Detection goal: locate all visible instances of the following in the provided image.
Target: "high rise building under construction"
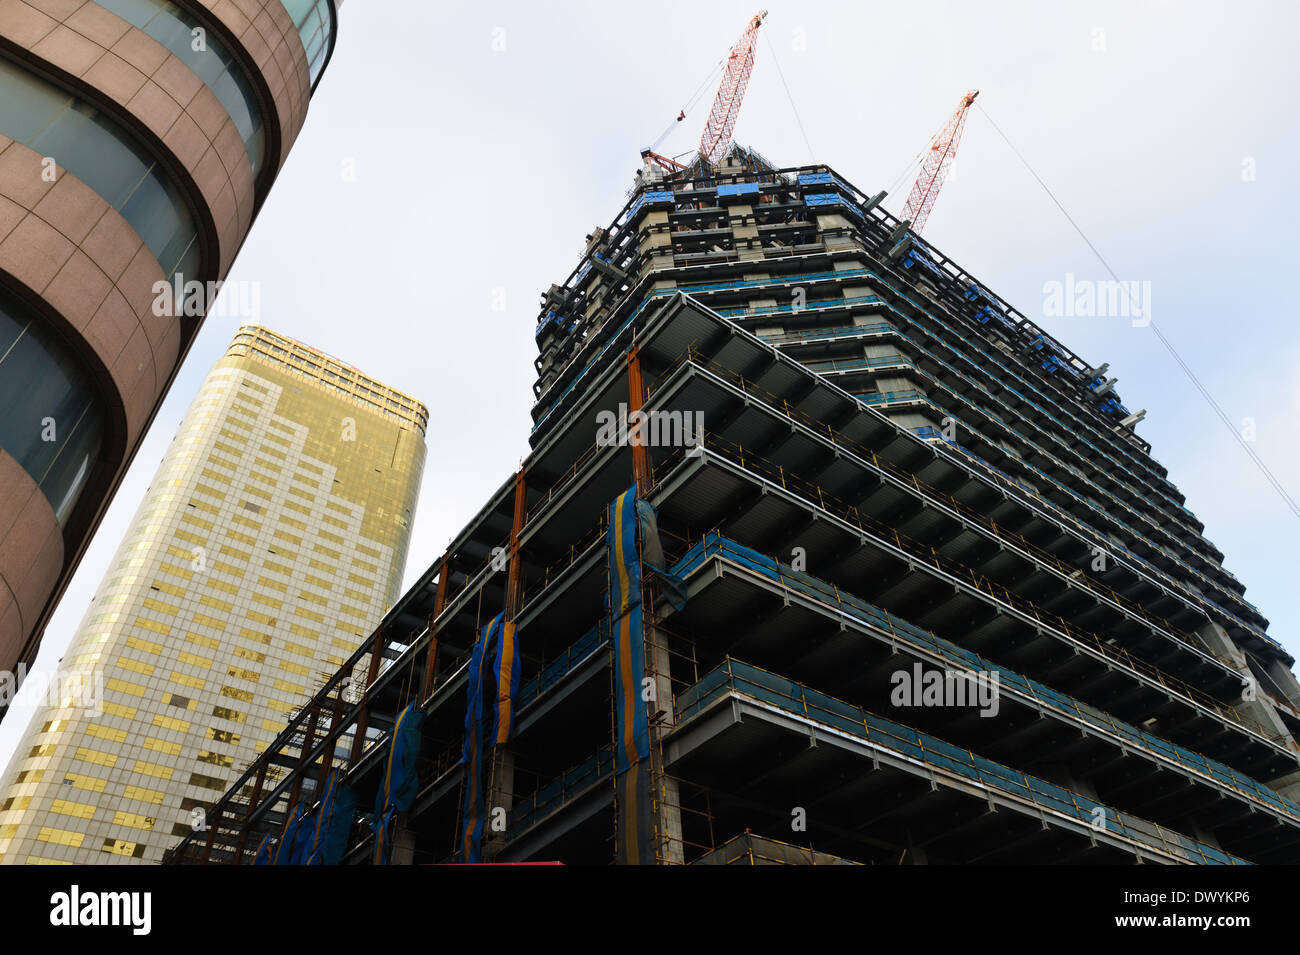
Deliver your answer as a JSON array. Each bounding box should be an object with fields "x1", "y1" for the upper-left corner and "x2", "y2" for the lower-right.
[{"x1": 169, "y1": 146, "x2": 1300, "y2": 866}]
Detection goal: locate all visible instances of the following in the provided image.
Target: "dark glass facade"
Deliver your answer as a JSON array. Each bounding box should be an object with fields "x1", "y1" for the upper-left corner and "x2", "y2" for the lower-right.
[
  {"x1": 0, "y1": 293, "x2": 103, "y2": 525},
  {"x1": 94, "y1": 0, "x2": 267, "y2": 175},
  {"x1": 280, "y1": 0, "x2": 334, "y2": 85},
  {"x1": 0, "y1": 57, "x2": 201, "y2": 280}
]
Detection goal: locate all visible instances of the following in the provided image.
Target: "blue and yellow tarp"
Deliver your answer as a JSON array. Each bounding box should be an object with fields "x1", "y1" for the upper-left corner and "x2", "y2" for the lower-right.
[
  {"x1": 272, "y1": 803, "x2": 305, "y2": 865},
  {"x1": 252, "y1": 832, "x2": 275, "y2": 866},
  {"x1": 608, "y1": 486, "x2": 654, "y2": 864},
  {"x1": 369, "y1": 702, "x2": 424, "y2": 864},
  {"x1": 491, "y1": 616, "x2": 520, "y2": 746},
  {"x1": 459, "y1": 610, "x2": 524, "y2": 862},
  {"x1": 635, "y1": 497, "x2": 687, "y2": 612},
  {"x1": 459, "y1": 613, "x2": 496, "y2": 863},
  {"x1": 609, "y1": 487, "x2": 650, "y2": 773},
  {"x1": 307, "y1": 769, "x2": 358, "y2": 866}
]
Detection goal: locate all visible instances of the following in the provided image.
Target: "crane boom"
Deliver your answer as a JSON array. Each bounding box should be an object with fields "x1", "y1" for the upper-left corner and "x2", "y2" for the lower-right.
[
  {"x1": 698, "y1": 10, "x2": 767, "y2": 165},
  {"x1": 903, "y1": 89, "x2": 979, "y2": 235}
]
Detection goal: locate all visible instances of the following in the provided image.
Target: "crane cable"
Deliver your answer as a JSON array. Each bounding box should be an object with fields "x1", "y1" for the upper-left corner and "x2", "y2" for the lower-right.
[
  {"x1": 650, "y1": 59, "x2": 725, "y2": 154},
  {"x1": 763, "y1": 27, "x2": 815, "y2": 163},
  {"x1": 975, "y1": 101, "x2": 1300, "y2": 524},
  {"x1": 886, "y1": 150, "x2": 924, "y2": 204}
]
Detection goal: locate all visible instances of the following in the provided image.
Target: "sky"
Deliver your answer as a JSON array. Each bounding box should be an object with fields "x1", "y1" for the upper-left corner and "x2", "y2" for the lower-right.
[{"x1": 2, "y1": 0, "x2": 1298, "y2": 769}]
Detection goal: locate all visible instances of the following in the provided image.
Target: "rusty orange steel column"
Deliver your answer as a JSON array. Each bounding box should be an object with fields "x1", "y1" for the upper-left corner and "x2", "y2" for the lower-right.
[
  {"x1": 232, "y1": 761, "x2": 268, "y2": 864},
  {"x1": 505, "y1": 470, "x2": 527, "y2": 619},
  {"x1": 349, "y1": 630, "x2": 386, "y2": 765},
  {"x1": 627, "y1": 348, "x2": 652, "y2": 492},
  {"x1": 288, "y1": 702, "x2": 321, "y2": 807},
  {"x1": 420, "y1": 557, "x2": 451, "y2": 700}
]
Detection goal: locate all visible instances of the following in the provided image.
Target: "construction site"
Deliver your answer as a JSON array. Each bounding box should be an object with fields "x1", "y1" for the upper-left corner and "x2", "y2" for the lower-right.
[{"x1": 166, "y1": 11, "x2": 1300, "y2": 866}]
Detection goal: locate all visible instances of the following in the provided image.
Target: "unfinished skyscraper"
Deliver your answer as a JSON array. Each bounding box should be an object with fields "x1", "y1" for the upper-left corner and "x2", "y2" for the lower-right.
[
  {"x1": 0, "y1": 325, "x2": 424, "y2": 864},
  {"x1": 170, "y1": 150, "x2": 1300, "y2": 866}
]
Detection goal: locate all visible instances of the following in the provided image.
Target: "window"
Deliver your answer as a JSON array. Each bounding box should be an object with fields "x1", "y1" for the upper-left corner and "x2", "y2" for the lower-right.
[
  {"x1": 279, "y1": 0, "x2": 334, "y2": 85},
  {"x1": 0, "y1": 295, "x2": 105, "y2": 524},
  {"x1": 0, "y1": 56, "x2": 200, "y2": 279}
]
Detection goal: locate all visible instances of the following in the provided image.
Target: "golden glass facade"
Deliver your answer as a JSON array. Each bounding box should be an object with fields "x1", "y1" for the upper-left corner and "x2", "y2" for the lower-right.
[{"x1": 0, "y1": 326, "x2": 425, "y2": 864}]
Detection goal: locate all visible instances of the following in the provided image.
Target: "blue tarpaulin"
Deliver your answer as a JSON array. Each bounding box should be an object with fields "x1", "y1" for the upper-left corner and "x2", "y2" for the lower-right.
[
  {"x1": 635, "y1": 497, "x2": 687, "y2": 612},
  {"x1": 307, "y1": 769, "x2": 358, "y2": 866},
  {"x1": 608, "y1": 486, "x2": 648, "y2": 771},
  {"x1": 272, "y1": 803, "x2": 305, "y2": 865},
  {"x1": 608, "y1": 486, "x2": 654, "y2": 865},
  {"x1": 491, "y1": 616, "x2": 521, "y2": 746},
  {"x1": 371, "y1": 807, "x2": 397, "y2": 866},
  {"x1": 370, "y1": 702, "x2": 424, "y2": 864},
  {"x1": 252, "y1": 833, "x2": 275, "y2": 866},
  {"x1": 459, "y1": 614, "x2": 498, "y2": 863},
  {"x1": 459, "y1": 609, "x2": 525, "y2": 862}
]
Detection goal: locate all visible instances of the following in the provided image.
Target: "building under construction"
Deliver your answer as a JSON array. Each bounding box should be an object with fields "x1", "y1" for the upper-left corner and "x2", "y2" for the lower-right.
[{"x1": 167, "y1": 142, "x2": 1300, "y2": 865}]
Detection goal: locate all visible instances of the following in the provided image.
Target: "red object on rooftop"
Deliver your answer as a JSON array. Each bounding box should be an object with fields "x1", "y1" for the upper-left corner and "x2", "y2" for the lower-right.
[
  {"x1": 903, "y1": 89, "x2": 979, "y2": 235},
  {"x1": 698, "y1": 10, "x2": 768, "y2": 165}
]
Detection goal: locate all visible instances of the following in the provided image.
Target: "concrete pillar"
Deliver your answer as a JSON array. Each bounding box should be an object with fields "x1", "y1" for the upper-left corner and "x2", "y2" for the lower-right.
[
  {"x1": 1267, "y1": 768, "x2": 1300, "y2": 803},
  {"x1": 639, "y1": 211, "x2": 672, "y2": 258},
  {"x1": 903, "y1": 833, "x2": 928, "y2": 865},
  {"x1": 1063, "y1": 768, "x2": 1100, "y2": 803},
  {"x1": 1266, "y1": 659, "x2": 1300, "y2": 710},
  {"x1": 390, "y1": 811, "x2": 417, "y2": 865},
  {"x1": 648, "y1": 615, "x2": 684, "y2": 864},
  {"x1": 1198, "y1": 622, "x2": 1296, "y2": 748},
  {"x1": 482, "y1": 748, "x2": 516, "y2": 863},
  {"x1": 1192, "y1": 823, "x2": 1224, "y2": 852}
]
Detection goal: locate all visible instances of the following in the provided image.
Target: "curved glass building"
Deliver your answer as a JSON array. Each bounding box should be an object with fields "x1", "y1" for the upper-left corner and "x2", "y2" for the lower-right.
[{"x1": 0, "y1": 0, "x2": 341, "y2": 680}]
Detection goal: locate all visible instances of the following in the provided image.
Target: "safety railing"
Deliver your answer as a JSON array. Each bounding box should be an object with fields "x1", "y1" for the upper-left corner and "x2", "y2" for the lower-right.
[
  {"x1": 669, "y1": 534, "x2": 1300, "y2": 822},
  {"x1": 674, "y1": 658, "x2": 1249, "y2": 865},
  {"x1": 650, "y1": 432, "x2": 1267, "y2": 739},
  {"x1": 507, "y1": 745, "x2": 615, "y2": 838},
  {"x1": 664, "y1": 348, "x2": 1276, "y2": 656}
]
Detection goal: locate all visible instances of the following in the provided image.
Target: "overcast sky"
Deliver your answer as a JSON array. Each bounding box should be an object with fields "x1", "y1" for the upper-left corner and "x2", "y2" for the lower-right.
[{"x1": 3, "y1": 0, "x2": 1297, "y2": 769}]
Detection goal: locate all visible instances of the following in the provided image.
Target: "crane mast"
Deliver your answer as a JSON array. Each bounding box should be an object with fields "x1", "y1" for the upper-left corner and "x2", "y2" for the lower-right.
[
  {"x1": 697, "y1": 10, "x2": 768, "y2": 165},
  {"x1": 903, "y1": 89, "x2": 979, "y2": 235}
]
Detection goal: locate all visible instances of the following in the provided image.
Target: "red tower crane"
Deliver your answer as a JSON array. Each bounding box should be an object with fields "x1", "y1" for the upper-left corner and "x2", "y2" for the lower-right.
[
  {"x1": 903, "y1": 89, "x2": 979, "y2": 235},
  {"x1": 697, "y1": 10, "x2": 768, "y2": 165}
]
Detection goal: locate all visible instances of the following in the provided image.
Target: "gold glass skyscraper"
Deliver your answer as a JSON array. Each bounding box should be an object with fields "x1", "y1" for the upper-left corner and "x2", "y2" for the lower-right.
[{"x1": 0, "y1": 325, "x2": 426, "y2": 864}]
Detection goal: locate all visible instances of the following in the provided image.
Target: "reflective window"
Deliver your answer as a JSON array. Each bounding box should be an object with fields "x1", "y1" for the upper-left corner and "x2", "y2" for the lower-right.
[
  {"x1": 0, "y1": 292, "x2": 105, "y2": 525},
  {"x1": 0, "y1": 57, "x2": 201, "y2": 281},
  {"x1": 279, "y1": 0, "x2": 334, "y2": 86},
  {"x1": 93, "y1": 0, "x2": 266, "y2": 175}
]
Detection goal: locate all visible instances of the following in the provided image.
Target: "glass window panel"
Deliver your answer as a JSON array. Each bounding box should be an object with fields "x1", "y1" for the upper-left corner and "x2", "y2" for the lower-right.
[
  {"x1": 44, "y1": 404, "x2": 103, "y2": 524},
  {"x1": 0, "y1": 61, "x2": 73, "y2": 141},
  {"x1": 141, "y1": 13, "x2": 196, "y2": 63},
  {"x1": 94, "y1": 0, "x2": 266, "y2": 173},
  {"x1": 119, "y1": 166, "x2": 187, "y2": 273},
  {"x1": 0, "y1": 294, "x2": 105, "y2": 525},
  {"x1": 104, "y1": 0, "x2": 165, "y2": 22},
  {"x1": 0, "y1": 54, "x2": 200, "y2": 281},
  {"x1": 209, "y1": 70, "x2": 253, "y2": 139},
  {"x1": 37, "y1": 104, "x2": 152, "y2": 210},
  {"x1": 277, "y1": 0, "x2": 333, "y2": 85},
  {"x1": 279, "y1": 0, "x2": 318, "y2": 22},
  {"x1": 0, "y1": 308, "x2": 25, "y2": 358}
]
